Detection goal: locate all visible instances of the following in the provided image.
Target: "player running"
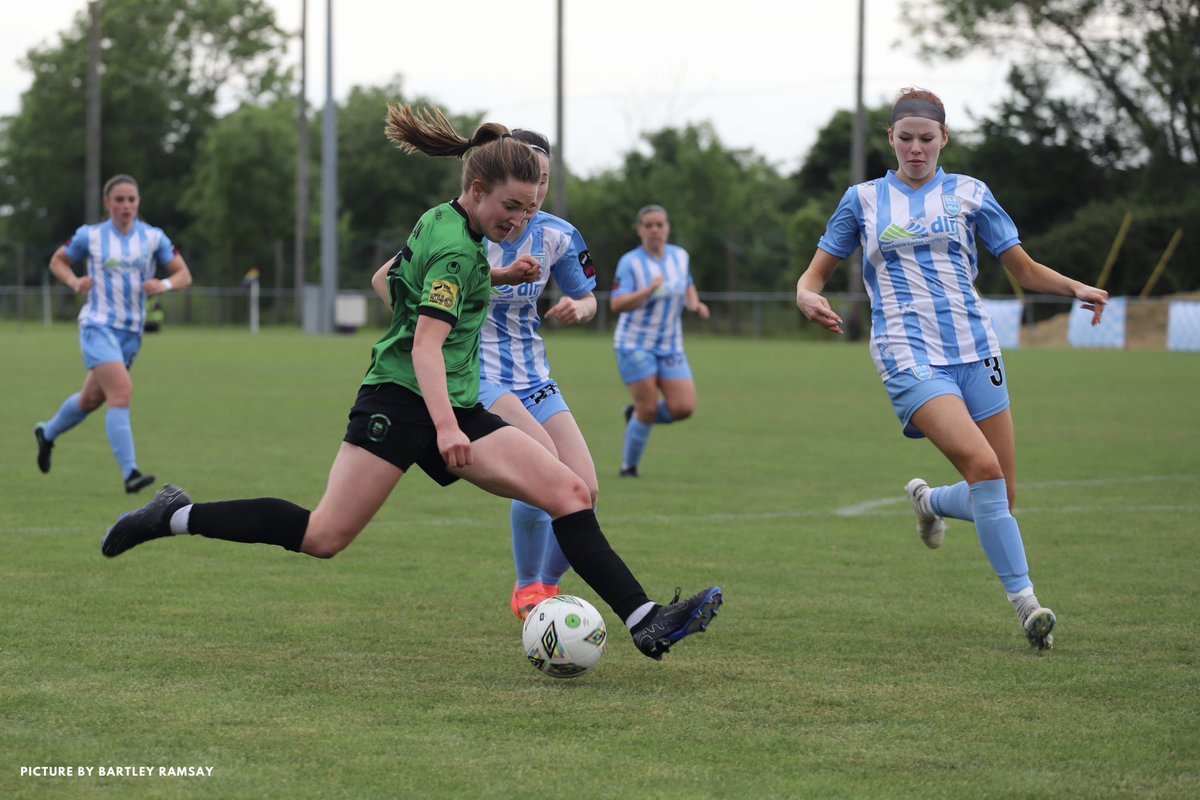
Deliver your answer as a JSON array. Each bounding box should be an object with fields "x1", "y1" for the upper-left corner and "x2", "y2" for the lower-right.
[{"x1": 795, "y1": 87, "x2": 1107, "y2": 650}]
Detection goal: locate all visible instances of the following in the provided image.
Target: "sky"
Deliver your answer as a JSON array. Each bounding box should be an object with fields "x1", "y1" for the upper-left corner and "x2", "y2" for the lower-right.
[{"x1": 0, "y1": 0, "x2": 1015, "y2": 177}]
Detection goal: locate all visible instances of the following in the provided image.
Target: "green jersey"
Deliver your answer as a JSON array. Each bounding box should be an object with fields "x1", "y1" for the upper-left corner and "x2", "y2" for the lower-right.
[{"x1": 363, "y1": 200, "x2": 492, "y2": 406}]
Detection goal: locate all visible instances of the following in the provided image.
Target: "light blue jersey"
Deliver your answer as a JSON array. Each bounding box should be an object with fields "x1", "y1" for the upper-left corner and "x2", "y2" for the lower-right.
[
  {"x1": 481, "y1": 212, "x2": 597, "y2": 392},
  {"x1": 611, "y1": 243, "x2": 693, "y2": 355},
  {"x1": 818, "y1": 168, "x2": 1021, "y2": 380},
  {"x1": 64, "y1": 219, "x2": 176, "y2": 333}
]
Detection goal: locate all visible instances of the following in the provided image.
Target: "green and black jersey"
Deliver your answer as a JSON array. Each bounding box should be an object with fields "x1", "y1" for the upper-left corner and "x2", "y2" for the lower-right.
[{"x1": 363, "y1": 199, "x2": 492, "y2": 407}]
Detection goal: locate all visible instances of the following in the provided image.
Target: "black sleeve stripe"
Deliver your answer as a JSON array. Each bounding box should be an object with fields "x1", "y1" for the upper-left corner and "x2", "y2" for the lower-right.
[{"x1": 419, "y1": 306, "x2": 457, "y2": 327}]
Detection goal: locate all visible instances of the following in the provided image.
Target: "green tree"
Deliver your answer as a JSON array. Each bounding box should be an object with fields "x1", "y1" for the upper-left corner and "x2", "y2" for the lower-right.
[
  {"x1": 181, "y1": 100, "x2": 297, "y2": 287},
  {"x1": 0, "y1": 0, "x2": 288, "y2": 262},
  {"x1": 569, "y1": 123, "x2": 793, "y2": 294},
  {"x1": 901, "y1": 0, "x2": 1200, "y2": 167},
  {"x1": 332, "y1": 84, "x2": 474, "y2": 287}
]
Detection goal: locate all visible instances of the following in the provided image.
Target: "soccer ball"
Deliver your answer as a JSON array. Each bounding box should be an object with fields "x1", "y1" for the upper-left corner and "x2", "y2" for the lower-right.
[{"x1": 521, "y1": 595, "x2": 607, "y2": 678}]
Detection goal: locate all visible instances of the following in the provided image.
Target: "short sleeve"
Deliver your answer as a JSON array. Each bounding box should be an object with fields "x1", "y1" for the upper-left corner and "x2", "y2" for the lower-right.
[
  {"x1": 611, "y1": 253, "x2": 636, "y2": 297},
  {"x1": 549, "y1": 226, "x2": 598, "y2": 298},
  {"x1": 153, "y1": 230, "x2": 176, "y2": 266},
  {"x1": 63, "y1": 226, "x2": 90, "y2": 261},
  {"x1": 419, "y1": 253, "x2": 469, "y2": 323},
  {"x1": 816, "y1": 187, "x2": 864, "y2": 260},
  {"x1": 971, "y1": 184, "x2": 1021, "y2": 258}
]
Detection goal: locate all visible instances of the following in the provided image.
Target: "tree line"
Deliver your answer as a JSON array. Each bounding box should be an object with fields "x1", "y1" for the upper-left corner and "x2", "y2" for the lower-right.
[{"x1": 1, "y1": 0, "x2": 1196, "y2": 301}]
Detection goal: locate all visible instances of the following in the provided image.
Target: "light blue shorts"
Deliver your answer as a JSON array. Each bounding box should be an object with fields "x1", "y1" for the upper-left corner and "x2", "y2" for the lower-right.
[
  {"x1": 884, "y1": 357, "x2": 1010, "y2": 439},
  {"x1": 81, "y1": 324, "x2": 142, "y2": 370},
  {"x1": 615, "y1": 348, "x2": 693, "y2": 385},
  {"x1": 479, "y1": 378, "x2": 571, "y2": 426}
]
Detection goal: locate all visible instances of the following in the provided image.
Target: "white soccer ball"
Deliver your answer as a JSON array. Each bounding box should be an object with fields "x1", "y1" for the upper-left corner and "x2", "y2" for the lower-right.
[{"x1": 521, "y1": 595, "x2": 607, "y2": 678}]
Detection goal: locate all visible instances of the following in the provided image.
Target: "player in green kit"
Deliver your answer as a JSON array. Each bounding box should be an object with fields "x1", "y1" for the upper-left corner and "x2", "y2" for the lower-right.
[{"x1": 103, "y1": 105, "x2": 722, "y2": 662}]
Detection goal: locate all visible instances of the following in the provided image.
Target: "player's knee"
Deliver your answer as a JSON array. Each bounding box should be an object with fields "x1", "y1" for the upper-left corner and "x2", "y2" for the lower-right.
[
  {"x1": 549, "y1": 475, "x2": 592, "y2": 516},
  {"x1": 80, "y1": 391, "x2": 105, "y2": 412},
  {"x1": 634, "y1": 402, "x2": 657, "y2": 424},
  {"x1": 668, "y1": 402, "x2": 695, "y2": 421},
  {"x1": 302, "y1": 536, "x2": 349, "y2": 559},
  {"x1": 300, "y1": 520, "x2": 360, "y2": 559},
  {"x1": 963, "y1": 454, "x2": 1003, "y2": 485}
]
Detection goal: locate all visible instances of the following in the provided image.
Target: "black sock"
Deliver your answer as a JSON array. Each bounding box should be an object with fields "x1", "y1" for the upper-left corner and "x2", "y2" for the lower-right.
[
  {"x1": 551, "y1": 509, "x2": 650, "y2": 622},
  {"x1": 188, "y1": 499, "x2": 310, "y2": 552}
]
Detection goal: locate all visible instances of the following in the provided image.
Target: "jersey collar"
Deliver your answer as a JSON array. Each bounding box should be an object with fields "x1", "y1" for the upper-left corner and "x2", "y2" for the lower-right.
[
  {"x1": 885, "y1": 167, "x2": 946, "y2": 196},
  {"x1": 449, "y1": 198, "x2": 483, "y2": 242}
]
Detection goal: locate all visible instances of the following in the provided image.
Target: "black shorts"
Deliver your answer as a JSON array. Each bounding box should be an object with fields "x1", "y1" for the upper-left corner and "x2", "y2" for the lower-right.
[{"x1": 343, "y1": 383, "x2": 508, "y2": 486}]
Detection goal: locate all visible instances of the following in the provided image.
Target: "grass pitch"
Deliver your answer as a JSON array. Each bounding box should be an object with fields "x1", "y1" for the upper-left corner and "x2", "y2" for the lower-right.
[{"x1": 2, "y1": 325, "x2": 1198, "y2": 799}]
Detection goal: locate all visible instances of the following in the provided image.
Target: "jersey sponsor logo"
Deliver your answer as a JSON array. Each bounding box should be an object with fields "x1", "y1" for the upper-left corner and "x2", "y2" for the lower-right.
[
  {"x1": 880, "y1": 221, "x2": 928, "y2": 242},
  {"x1": 879, "y1": 217, "x2": 958, "y2": 252},
  {"x1": 490, "y1": 283, "x2": 538, "y2": 303},
  {"x1": 428, "y1": 279, "x2": 459, "y2": 312},
  {"x1": 366, "y1": 413, "x2": 392, "y2": 442},
  {"x1": 942, "y1": 195, "x2": 962, "y2": 215},
  {"x1": 103, "y1": 257, "x2": 123, "y2": 270}
]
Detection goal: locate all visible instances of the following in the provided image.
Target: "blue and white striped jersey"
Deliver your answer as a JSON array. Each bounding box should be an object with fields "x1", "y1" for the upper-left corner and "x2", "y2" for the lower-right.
[
  {"x1": 64, "y1": 219, "x2": 176, "y2": 333},
  {"x1": 611, "y1": 244, "x2": 694, "y2": 355},
  {"x1": 480, "y1": 211, "x2": 597, "y2": 392},
  {"x1": 818, "y1": 168, "x2": 1021, "y2": 380}
]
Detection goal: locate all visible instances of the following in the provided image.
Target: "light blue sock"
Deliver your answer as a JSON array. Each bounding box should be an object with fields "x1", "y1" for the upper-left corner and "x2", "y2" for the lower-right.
[
  {"x1": 931, "y1": 480, "x2": 973, "y2": 521},
  {"x1": 655, "y1": 400, "x2": 675, "y2": 424},
  {"x1": 969, "y1": 478, "x2": 1032, "y2": 594},
  {"x1": 43, "y1": 392, "x2": 89, "y2": 441},
  {"x1": 105, "y1": 407, "x2": 138, "y2": 478},
  {"x1": 622, "y1": 418, "x2": 653, "y2": 469},
  {"x1": 511, "y1": 500, "x2": 547, "y2": 588},
  {"x1": 538, "y1": 515, "x2": 572, "y2": 587}
]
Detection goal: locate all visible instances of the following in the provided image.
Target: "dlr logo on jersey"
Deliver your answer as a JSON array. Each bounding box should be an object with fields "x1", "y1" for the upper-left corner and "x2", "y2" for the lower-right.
[
  {"x1": 929, "y1": 215, "x2": 959, "y2": 235},
  {"x1": 490, "y1": 282, "x2": 540, "y2": 302}
]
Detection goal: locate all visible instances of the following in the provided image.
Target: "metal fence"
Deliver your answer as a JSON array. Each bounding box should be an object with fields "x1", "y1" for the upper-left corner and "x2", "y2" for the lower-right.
[{"x1": 0, "y1": 285, "x2": 1188, "y2": 349}]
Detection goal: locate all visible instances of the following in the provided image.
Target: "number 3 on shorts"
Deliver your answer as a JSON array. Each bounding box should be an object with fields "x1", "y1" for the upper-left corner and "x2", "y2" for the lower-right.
[{"x1": 983, "y1": 357, "x2": 1004, "y2": 387}]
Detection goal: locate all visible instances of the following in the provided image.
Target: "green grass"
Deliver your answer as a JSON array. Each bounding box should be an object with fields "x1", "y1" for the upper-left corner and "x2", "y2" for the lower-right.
[{"x1": 2, "y1": 325, "x2": 1198, "y2": 799}]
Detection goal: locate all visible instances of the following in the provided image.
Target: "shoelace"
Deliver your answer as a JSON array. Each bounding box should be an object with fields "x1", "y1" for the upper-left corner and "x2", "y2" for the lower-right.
[{"x1": 669, "y1": 587, "x2": 682, "y2": 605}]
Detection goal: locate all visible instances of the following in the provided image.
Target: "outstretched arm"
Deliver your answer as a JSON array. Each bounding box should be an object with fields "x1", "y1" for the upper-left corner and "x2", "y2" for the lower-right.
[{"x1": 1000, "y1": 245, "x2": 1108, "y2": 325}]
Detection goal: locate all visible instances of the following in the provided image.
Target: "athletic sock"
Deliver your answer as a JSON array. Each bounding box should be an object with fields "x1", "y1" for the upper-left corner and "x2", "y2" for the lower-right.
[
  {"x1": 169, "y1": 505, "x2": 192, "y2": 535},
  {"x1": 43, "y1": 392, "x2": 88, "y2": 441},
  {"x1": 655, "y1": 400, "x2": 675, "y2": 424},
  {"x1": 187, "y1": 498, "x2": 310, "y2": 552},
  {"x1": 510, "y1": 500, "x2": 547, "y2": 587},
  {"x1": 969, "y1": 478, "x2": 1032, "y2": 594},
  {"x1": 550, "y1": 509, "x2": 650, "y2": 622},
  {"x1": 622, "y1": 418, "x2": 652, "y2": 470},
  {"x1": 539, "y1": 515, "x2": 572, "y2": 586},
  {"x1": 931, "y1": 480, "x2": 973, "y2": 521},
  {"x1": 624, "y1": 601, "x2": 657, "y2": 630},
  {"x1": 105, "y1": 407, "x2": 138, "y2": 478}
]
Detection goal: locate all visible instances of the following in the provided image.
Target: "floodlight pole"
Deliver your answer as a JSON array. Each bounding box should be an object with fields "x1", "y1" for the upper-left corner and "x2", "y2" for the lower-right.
[
  {"x1": 294, "y1": 0, "x2": 310, "y2": 324},
  {"x1": 552, "y1": 0, "x2": 567, "y2": 218},
  {"x1": 85, "y1": 0, "x2": 102, "y2": 223},
  {"x1": 846, "y1": 0, "x2": 867, "y2": 340},
  {"x1": 319, "y1": 0, "x2": 338, "y2": 334}
]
